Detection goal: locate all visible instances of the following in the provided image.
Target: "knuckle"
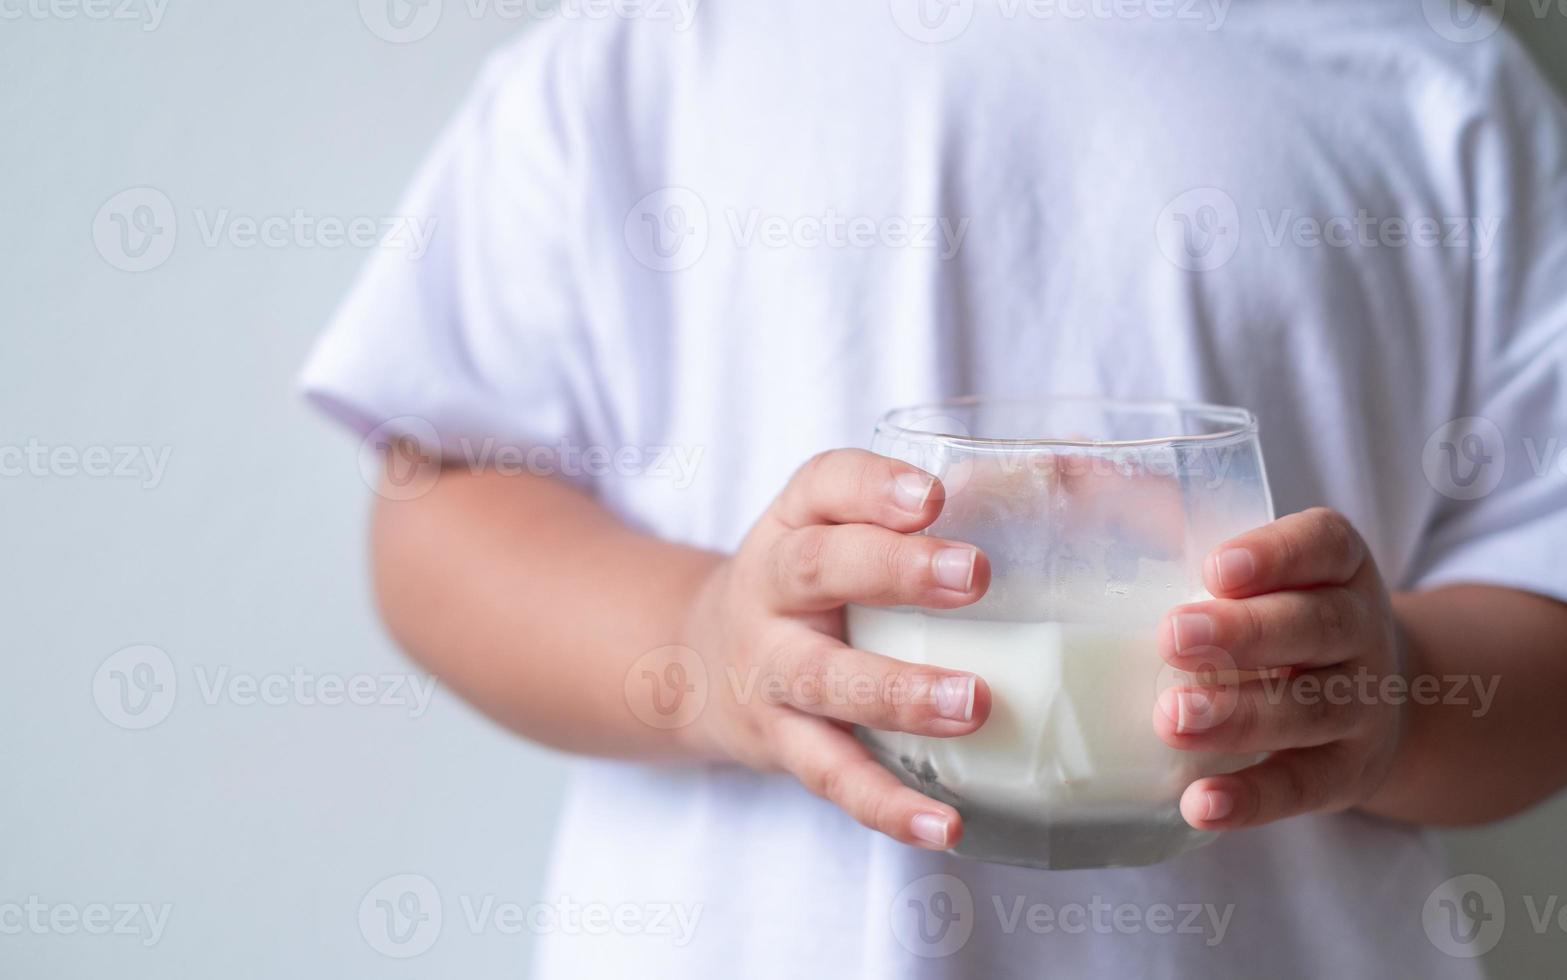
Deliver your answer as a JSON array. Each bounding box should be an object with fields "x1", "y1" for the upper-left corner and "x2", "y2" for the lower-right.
[
  {"x1": 1238, "y1": 599, "x2": 1269, "y2": 649},
  {"x1": 886, "y1": 673, "x2": 932, "y2": 729},
  {"x1": 1269, "y1": 523, "x2": 1305, "y2": 577},
  {"x1": 876, "y1": 536, "x2": 915, "y2": 596},
  {"x1": 1315, "y1": 592, "x2": 1352, "y2": 647},
  {"x1": 811, "y1": 761, "x2": 844, "y2": 804},
  {"x1": 786, "y1": 643, "x2": 832, "y2": 697},
  {"x1": 1223, "y1": 687, "x2": 1259, "y2": 743},
  {"x1": 845, "y1": 455, "x2": 882, "y2": 507},
  {"x1": 857, "y1": 773, "x2": 897, "y2": 830},
  {"x1": 781, "y1": 526, "x2": 831, "y2": 595},
  {"x1": 1301, "y1": 684, "x2": 1341, "y2": 734},
  {"x1": 1312, "y1": 508, "x2": 1363, "y2": 570},
  {"x1": 1275, "y1": 759, "x2": 1314, "y2": 815},
  {"x1": 799, "y1": 450, "x2": 837, "y2": 486}
]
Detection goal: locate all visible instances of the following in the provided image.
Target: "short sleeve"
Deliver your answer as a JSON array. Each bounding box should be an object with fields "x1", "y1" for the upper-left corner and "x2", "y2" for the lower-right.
[
  {"x1": 1407, "y1": 45, "x2": 1567, "y2": 604},
  {"x1": 298, "y1": 27, "x2": 601, "y2": 468}
]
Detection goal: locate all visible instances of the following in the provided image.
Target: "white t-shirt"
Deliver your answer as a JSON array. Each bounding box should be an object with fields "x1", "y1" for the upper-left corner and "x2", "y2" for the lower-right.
[{"x1": 301, "y1": 2, "x2": 1567, "y2": 976}]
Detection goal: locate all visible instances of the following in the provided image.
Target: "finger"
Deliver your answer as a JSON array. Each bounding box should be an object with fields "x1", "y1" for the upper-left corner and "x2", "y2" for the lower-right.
[
  {"x1": 1203, "y1": 507, "x2": 1367, "y2": 598},
  {"x1": 765, "y1": 633, "x2": 991, "y2": 736},
  {"x1": 771, "y1": 709, "x2": 962, "y2": 850},
  {"x1": 1159, "y1": 587, "x2": 1370, "y2": 671},
  {"x1": 771, "y1": 449, "x2": 945, "y2": 531},
  {"x1": 1178, "y1": 744, "x2": 1363, "y2": 830},
  {"x1": 765, "y1": 523, "x2": 989, "y2": 612},
  {"x1": 1153, "y1": 672, "x2": 1364, "y2": 752}
]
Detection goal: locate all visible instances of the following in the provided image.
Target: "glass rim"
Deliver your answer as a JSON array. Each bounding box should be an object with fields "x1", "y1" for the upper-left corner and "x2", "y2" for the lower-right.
[{"x1": 874, "y1": 395, "x2": 1259, "y2": 449}]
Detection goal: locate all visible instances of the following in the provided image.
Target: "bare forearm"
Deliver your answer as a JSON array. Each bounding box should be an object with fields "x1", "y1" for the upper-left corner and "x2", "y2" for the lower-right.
[
  {"x1": 371, "y1": 466, "x2": 721, "y2": 759},
  {"x1": 1361, "y1": 585, "x2": 1567, "y2": 824}
]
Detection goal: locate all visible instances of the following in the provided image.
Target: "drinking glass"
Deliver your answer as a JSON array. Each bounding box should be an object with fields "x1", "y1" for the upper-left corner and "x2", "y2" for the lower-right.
[{"x1": 847, "y1": 397, "x2": 1275, "y2": 870}]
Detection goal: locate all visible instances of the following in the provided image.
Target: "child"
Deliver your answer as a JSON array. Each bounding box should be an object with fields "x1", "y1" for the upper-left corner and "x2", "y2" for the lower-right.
[{"x1": 302, "y1": 1, "x2": 1567, "y2": 975}]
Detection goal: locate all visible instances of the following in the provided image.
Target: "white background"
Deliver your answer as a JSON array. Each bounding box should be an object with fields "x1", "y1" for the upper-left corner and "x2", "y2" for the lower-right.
[{"x1": 2, "y1": 3, "x2": 1564, "y2": 976}]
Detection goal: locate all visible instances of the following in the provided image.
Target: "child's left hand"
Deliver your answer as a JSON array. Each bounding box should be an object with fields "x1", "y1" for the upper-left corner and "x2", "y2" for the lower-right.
[{"x1": 1154, "y1": 507, "x2": 1406, "y2": 830}]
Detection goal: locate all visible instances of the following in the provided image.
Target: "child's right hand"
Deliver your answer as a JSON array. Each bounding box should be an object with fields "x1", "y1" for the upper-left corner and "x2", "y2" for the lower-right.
[{"x1": 676, "y1": 449, "x2": 993, "y2": 850}]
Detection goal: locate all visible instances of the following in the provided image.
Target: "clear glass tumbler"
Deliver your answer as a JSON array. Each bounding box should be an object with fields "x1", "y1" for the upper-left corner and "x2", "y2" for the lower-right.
[{"x1": 847, "y1": 397, "x2": 1275, "y2": 870}]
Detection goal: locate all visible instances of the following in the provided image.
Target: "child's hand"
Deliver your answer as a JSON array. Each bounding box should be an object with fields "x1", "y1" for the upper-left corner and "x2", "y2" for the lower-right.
[
  {"x1": 1154, "y1": 508, "x2": 1405, "y2": 830},
  {"x1": 677, "y1": 449, "x2": 992, "y2": 850}
]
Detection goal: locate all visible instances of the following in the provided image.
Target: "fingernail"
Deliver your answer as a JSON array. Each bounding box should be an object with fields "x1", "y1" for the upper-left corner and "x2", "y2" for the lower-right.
[
  {"x1": 933, "y1": 676, "x2": 976, "y2": 721},
  {"x1": 911, "y1": 812, "x2": 951, "y2": 847},
  {"x1": 892, "y1": 472, "x2": 935, "y2": 514},
  {"x1": 933, "y1": 548, "x2": 976, "y2": 591},
  {"x1": 1176, "y1": 690, "x2": 1214, "y2": 734},
  {"x1": 1170, "y1": 613, "x2": 1214, "y2": 652},
  {"x1": 1203, "y1": 789, "x2": 1234, "y2": 822},
  {"x1": 1213, "y1": 549, "x2": 1255, "y2": 590}
]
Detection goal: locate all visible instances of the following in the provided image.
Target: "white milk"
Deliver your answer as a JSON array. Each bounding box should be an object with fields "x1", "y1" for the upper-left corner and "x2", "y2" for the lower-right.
[{"x1": 847, "y1": 605, "x2": 1252, "y2": 823}]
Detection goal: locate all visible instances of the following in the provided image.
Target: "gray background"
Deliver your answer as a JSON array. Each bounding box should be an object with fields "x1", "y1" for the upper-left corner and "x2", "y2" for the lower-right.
[{"x1": 1, "y1": 3, "x2": 1563, "y2": 977}]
